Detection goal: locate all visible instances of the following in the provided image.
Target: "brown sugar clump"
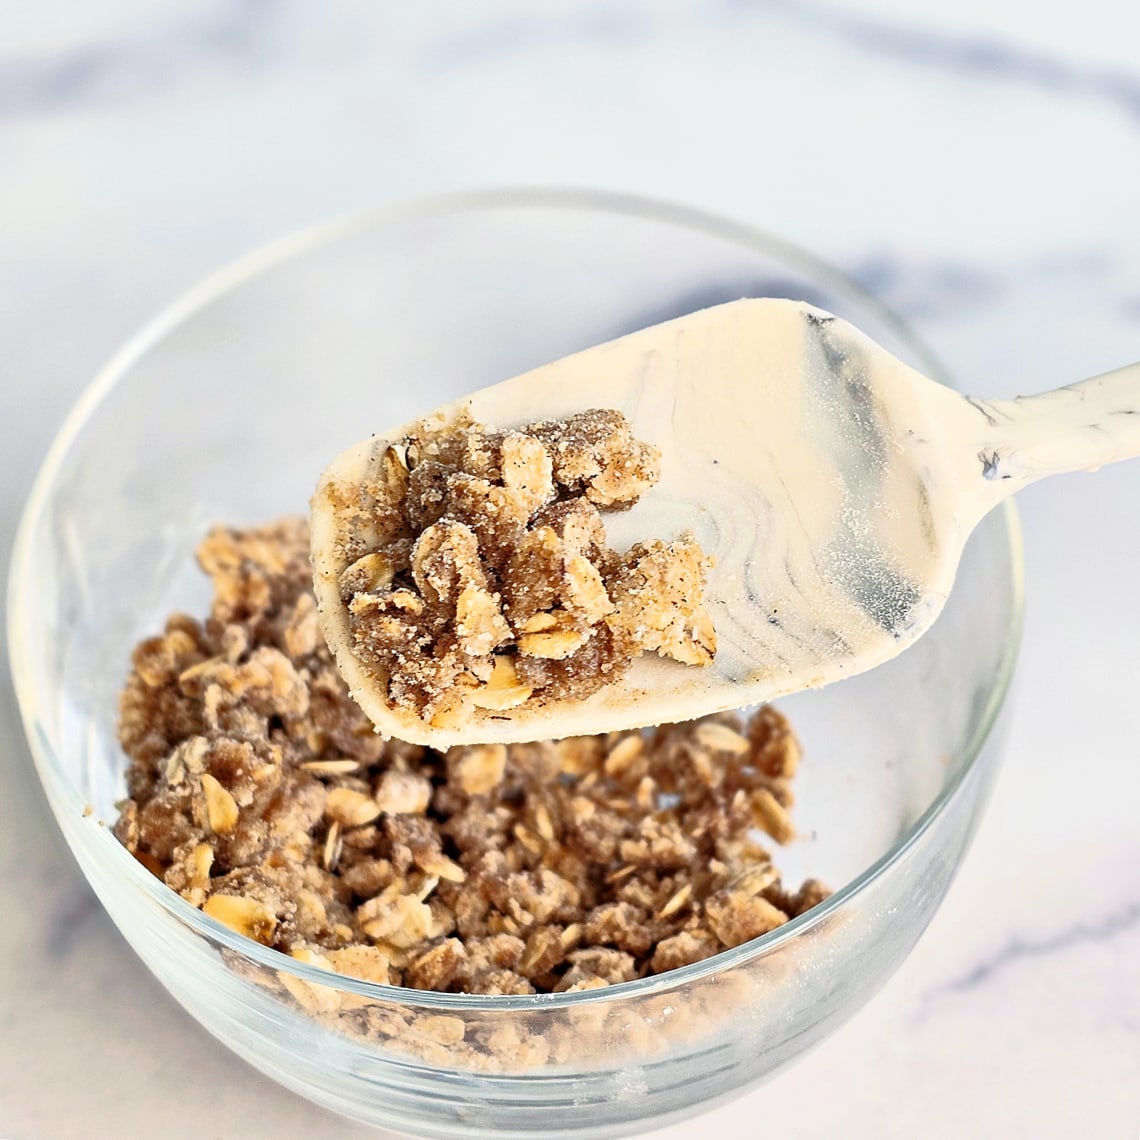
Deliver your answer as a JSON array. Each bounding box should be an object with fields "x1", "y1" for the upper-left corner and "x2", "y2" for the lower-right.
[
  {"x1": 316, "y1": 410, "x2": 716, "y2": 728},
  {"x1": 114, "y1": 519, "x2": 828, "y2": 997}
]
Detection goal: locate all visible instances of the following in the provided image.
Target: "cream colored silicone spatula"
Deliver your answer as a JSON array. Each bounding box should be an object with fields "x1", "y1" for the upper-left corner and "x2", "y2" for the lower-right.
[{"x1": 311, "y1": 298, "x2": 1139, "y2": 747}]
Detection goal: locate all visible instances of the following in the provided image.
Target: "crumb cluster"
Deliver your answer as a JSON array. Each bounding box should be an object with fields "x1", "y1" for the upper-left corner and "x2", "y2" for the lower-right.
[
  {"x1": 115, "y1": 520, "x2": 827, "y2": 998},
  {"x1": 315, "y1": 409, "x2": 716, "y2": 728}
]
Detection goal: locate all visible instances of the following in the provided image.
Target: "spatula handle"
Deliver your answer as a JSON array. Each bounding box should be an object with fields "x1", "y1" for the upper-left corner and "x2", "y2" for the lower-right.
[{"x1": 975, "y1": 362, "x2": 1140, "y2": 492}]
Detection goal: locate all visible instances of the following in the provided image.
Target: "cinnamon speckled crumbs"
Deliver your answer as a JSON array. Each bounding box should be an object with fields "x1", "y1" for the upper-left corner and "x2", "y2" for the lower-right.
[
  {"x1": 315, "y1": 409, "x2": 718, "y2": 729},
  {"x1": 114, "y1": 518, "x2": 829, "y2": 1001}
]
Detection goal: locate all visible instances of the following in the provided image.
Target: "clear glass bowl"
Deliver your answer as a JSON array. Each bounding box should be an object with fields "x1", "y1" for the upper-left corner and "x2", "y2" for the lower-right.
[{"x1": 8, "y1": 189, "x2": 1023, "y2": 1139}]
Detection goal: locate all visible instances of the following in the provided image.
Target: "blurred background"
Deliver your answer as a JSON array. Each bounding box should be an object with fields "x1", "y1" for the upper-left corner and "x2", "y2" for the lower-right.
[{"x1": 2, "y1": 3, "x2": 1138, "y2": 1138}]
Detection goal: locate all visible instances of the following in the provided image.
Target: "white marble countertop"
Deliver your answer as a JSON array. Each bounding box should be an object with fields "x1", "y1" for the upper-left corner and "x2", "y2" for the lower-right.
[{"x1": 2, "y1": 3, "x2": 1138, "y2": 1137}]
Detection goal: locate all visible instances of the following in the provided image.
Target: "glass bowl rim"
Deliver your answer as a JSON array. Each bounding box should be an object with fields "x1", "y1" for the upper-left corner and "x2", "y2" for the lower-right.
[{"x1": 7, "y1": 185, "x2": 1025, "y2": 1014}]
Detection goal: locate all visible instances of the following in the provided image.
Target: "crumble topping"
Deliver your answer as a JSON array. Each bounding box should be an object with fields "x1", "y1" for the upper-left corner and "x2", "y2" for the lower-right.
[
  {"x1": 312, "y1": 410, "x2": 717, "y2": 728},
  {"x1": 114, "y1": 519, "x2": 827, "y2": 999}
]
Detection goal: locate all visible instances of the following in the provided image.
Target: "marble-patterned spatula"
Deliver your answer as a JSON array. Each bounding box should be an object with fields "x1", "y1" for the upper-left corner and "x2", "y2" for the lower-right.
[{"x1": 311, "y1": 298, "x2": 1139, "y2": 747}]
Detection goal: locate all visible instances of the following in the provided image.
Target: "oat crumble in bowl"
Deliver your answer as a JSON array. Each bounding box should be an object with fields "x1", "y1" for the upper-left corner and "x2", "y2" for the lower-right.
[
  {"x1": 115, "y1": 519, "x2": 827, "y2": 998},
  {"x1": 10, "y1": 192, "x2": 1021, "y2": 1138}
]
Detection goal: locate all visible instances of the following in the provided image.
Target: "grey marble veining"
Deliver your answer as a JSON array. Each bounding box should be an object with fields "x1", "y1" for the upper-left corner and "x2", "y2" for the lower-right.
[
  {"x1": 0, "y1": 0, "x2": 286, "y2": 116},
  {"x1": 758, "y1": 0, "x2": 1140, "y2": 124},
  {"x1": 915, "y1": 898, "x2": 1140, "y2": 1012}
]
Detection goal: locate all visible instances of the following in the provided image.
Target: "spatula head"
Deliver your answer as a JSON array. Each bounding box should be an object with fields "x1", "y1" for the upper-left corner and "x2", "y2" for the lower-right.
[{"x1": 312, "y1": 298, "x2": 976, "y2": 746}]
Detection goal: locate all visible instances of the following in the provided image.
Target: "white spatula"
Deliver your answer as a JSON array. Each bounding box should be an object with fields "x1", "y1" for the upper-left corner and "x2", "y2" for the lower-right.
[{"x1": 311, "y1": 298, "x2": 1139, "y2": 747}]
